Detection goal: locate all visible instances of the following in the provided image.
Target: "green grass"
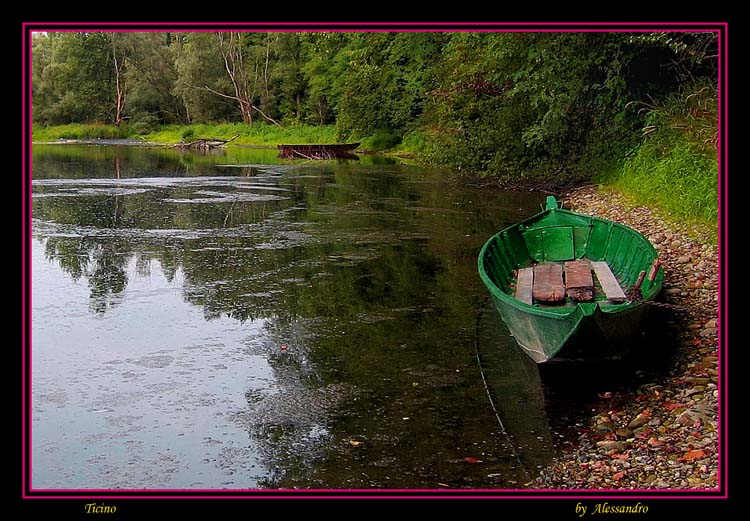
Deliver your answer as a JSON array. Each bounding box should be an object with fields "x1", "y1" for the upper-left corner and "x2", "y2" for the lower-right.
[
  {"x1": 141, "y1": 122, "x2": 337, "y2": 146},
  {"x1": 598, "y1": 136, "x2": 718, "y2": 243},
  {"x1": 33, "y1": 122, "x2": 339, "y2": 146},
  {"x1": 32, "y1": 123, "x2": 132, "y2": 141},
  {"x1": 389, "y1": 129, "x2": 430, "y2": 157},
  {"x1": 597, "y1": 82, "x2": 719, "y2": 244},
  {"x1": 358, "y1": 128, "x2": 402, "y2": 151}
]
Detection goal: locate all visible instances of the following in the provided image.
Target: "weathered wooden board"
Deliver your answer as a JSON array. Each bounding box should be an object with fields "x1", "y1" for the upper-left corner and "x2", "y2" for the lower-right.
[
  {"x1": 533, "y1": 263, "x2": 566, "y2": 303},
  {"x1": 515, "y1": 267, "x2": 534, "y2": 305},
  {"x1": 591, "y1": 261, "x2": 627, "y2": 303},
  {"x1": 564, "y1": 260, "x2": 594, "y2": 301}
]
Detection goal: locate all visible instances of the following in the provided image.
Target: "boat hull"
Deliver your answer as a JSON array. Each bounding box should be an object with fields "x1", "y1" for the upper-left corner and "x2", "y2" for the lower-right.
[
  {"x1": 277, "y1": 143, "x2": 360, "y2": 159},
  {"x1": 478, "y1": 196, "x2": 663, "y2": 364},
  {"x1": 489, "y1": 293, "x2": 651, "y2": 363}
]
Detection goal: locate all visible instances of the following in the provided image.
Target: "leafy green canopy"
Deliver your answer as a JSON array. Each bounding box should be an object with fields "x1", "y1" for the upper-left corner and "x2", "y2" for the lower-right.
[{"x1": 32, "y1": 31, "x2": 717, "y2": 190}]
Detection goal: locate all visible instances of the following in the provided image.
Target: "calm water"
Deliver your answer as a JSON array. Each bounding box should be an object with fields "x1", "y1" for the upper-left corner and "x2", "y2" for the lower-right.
[{"x1": 31, "y1": 143, "x2": 568, "y2": 490}]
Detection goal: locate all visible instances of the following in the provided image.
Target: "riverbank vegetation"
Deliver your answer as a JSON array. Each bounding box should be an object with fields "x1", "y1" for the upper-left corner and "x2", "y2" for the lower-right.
[
  {"x1": 31, "y1": 31, "x2": 719, "y2": 237},
  {"x1": 598, "y1": 82, "x2": 718, "y2": 234}
]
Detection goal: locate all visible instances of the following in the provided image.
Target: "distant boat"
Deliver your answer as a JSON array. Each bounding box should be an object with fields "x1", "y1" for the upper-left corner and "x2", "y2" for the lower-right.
[
  {"x1": 478, "y1": 196, "x2": 663, "y2": 363},
  {"x1": 277, "y1": 143, "x2": 360, "y2": 159}
]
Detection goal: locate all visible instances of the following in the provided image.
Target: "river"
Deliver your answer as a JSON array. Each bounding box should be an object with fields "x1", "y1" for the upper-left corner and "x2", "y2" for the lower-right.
[{"x1": 31, "y1": 143, "x2": 577, "y2": 490}]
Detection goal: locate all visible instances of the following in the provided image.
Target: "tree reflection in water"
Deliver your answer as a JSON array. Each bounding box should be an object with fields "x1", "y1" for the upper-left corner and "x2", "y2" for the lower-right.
[{"x1": 32, "y1": 144, "x2": 556, "y2": 489}]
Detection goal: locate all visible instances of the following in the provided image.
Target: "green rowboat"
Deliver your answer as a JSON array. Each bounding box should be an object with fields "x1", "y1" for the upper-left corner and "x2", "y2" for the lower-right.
[{"x1": 478, "y1": 196, "x2": 663, "y2": 363}]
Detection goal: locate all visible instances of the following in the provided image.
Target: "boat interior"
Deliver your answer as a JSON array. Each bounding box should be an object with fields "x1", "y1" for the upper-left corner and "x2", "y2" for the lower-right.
[
  {"x1": 513, "y1": 260, "x2": 628, "y2": 308},
  {"x1": 480, "y1": 203, "x2": 661, "y2": 310}
]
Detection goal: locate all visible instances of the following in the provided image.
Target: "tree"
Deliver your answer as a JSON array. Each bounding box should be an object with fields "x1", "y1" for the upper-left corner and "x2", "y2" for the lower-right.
[
  {"x1": 334, "y1": 32, "x2": 447, "y2": 140},
  {"x1": 108, "y1": 33, "x2": 129, "y2": 126},
  {"x1": 32, "y1": 32, "x2": 114, "y2": 125},
  {"x1": 173, "y1": 32, "x2": 236, "y2": 124},
  {"x1": 122, "y1": 33, "x2": 185, "y2": 127}
]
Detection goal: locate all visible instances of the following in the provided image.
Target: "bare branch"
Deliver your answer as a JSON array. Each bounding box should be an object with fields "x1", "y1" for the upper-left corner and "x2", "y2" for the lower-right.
[{"x1": 201, "y1": 84, "x2": 284, "y2": 128}]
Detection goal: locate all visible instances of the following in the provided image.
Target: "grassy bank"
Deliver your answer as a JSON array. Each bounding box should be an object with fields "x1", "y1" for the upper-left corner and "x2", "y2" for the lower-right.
[
  {"x1": 595, "y1": 85, "x2": 718, "y2": 244},
  {"x1": 32, "y1": 123, "x2": 133, "y2": 141},
  {"x1": 143, "y1": 123, "x2": 337, "y2": 146},
  {"x1": 32, "y1": 122, "x2": 423, "y2": 151},
  {"x1": 33, "y1": 122, "x2": 338, "y2": 146},
  {"x1": 598, "y1": 139, "x2": 717, "y2": 242}
]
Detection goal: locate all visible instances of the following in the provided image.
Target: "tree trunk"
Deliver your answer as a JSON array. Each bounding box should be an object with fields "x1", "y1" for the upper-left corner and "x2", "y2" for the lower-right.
[
  {"x1": 114, "y1": 56, "x2": 124, "y2": 126},
  {"x1": 110, "y1": 34, "x2": 126, "y2": 126}
]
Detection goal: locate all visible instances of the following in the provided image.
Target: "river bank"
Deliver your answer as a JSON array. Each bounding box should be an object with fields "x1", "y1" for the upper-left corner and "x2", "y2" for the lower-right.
[
  {"x1": 32, "y1": 122, "x2": 337, "y2": 146},
  {"x1": 532, "y1": 185, "x2": 720, "y2": 490},
  {"x1": 31, "y1": 123, "x2": 425, "y2": 159}
]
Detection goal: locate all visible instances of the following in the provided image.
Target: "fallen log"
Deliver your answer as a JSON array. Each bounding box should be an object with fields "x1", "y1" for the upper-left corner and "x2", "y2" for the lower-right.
[{"x1": 176, "y1": 134, "x2": 239, "y2": 150}]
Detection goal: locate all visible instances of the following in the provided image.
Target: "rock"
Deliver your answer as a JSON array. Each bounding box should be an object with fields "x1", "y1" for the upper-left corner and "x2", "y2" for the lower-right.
[
  {"x1": 628, "y1": 412, "x2": 651, "y2": 429},
  {"x1": 677, "y1": 256, "x2": 691, "y2": 264},
  {"x1": 615, "y1": 428, "x2": 633, "y2": 438},
  {"x1": 678, "y1": 411, "x2": 696, "y2": 426},
  {"x1": 596, "y1": 440, "x2": 630, "y2": 452}
]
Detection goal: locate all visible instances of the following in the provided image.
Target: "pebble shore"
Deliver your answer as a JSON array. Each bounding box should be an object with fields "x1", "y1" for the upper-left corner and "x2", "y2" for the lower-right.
[{"x1": 531, "y1": 185, "x2": 720, "y2": 490}]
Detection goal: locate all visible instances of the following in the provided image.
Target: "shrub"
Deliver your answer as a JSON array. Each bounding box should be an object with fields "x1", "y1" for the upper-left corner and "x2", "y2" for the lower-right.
[
  {"x1": 130, "y1": 112, "x2": 161, "y2": 135},
  {"x1": 362, "y1": 128, "x2": 401, "y2": 151}
]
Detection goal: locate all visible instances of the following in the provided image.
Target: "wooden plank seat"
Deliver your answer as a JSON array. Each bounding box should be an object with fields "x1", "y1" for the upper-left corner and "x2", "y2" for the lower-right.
[
  {"x1": 590, "y1": 261, "x2": 628, "y2": 303},
  {"x1": 533, "y1": 263, "x2": 566, "y2": 303},
  {"x1": 564, "y1": 260, "x2": 594, "y2": 301},
  {"x1": 515, "y1": 267, "x2": 534, "y2": 305}
]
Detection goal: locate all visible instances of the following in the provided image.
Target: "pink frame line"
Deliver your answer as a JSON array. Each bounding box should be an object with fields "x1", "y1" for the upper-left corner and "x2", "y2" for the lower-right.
[{"x1": 21, "y1": 21, "x2": 728, "y2": 501}]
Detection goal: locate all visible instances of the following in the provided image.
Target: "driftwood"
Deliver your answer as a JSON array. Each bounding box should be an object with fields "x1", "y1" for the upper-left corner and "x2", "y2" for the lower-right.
[{"x1": 176, "y1": 134, "x2": 239, "y2": 150}]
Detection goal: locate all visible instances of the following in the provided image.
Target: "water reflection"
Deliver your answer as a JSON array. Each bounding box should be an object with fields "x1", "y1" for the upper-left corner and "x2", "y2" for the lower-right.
[
  {"x1": 32, "y1": 144, "x2": 552, "y2": 489},
  {"x1": 474, "y1": 305, "x2": 555, "y2": 477}
]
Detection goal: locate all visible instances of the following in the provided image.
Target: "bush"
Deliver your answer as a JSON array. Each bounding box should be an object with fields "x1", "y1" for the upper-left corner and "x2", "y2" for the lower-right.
[
  {"x1": 130, "y1": 112, "x2": 161, "y2": 135},
  {"x1": 362, "y1": 128, "x2": 401, "y2": 151}
]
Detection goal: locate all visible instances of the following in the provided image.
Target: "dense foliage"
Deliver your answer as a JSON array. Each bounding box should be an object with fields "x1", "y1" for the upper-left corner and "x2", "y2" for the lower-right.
[{"x1": 32, "y1": 31, "x2": 718, "y2": 193}]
